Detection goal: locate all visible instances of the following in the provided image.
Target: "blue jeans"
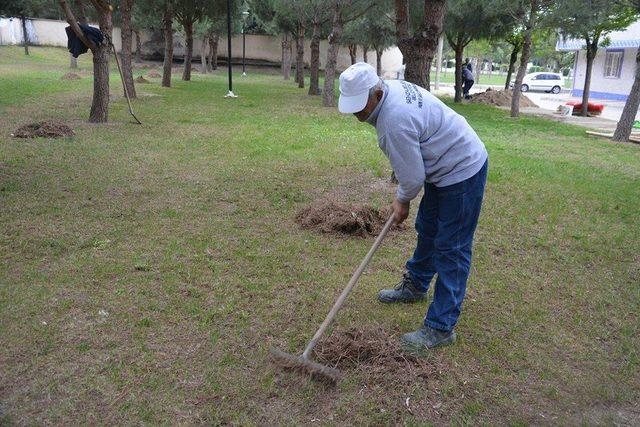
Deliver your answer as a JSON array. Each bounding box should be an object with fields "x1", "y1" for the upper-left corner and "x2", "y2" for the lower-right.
[{"x1": 406, "y1": 160, "x2": 488, "y2": 332}]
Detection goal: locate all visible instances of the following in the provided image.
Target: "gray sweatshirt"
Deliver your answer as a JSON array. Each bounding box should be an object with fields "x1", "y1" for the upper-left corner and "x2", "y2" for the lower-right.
[{"x1": 367, "y1": 80, "x2": 488, "y2": 203}]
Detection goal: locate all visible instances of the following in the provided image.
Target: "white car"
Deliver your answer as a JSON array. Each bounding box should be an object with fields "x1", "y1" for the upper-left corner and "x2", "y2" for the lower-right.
[{"x1": 511, "y1": 72, "x2": 565, "y2": 94}]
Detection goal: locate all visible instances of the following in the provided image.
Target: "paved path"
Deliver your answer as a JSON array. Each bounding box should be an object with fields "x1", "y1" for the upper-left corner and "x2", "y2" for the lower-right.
[{"x1": 434, "y1": 83, "x2": 634, "y2": 132}]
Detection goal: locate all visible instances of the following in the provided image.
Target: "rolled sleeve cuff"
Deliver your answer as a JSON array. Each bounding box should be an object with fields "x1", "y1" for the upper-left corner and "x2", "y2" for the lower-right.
[{"x1": 396, "y1": 184, "x2": 422, "y2": 203}]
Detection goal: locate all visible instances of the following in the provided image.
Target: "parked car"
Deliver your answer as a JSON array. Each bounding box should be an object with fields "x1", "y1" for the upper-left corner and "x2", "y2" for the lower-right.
[{"x1": 510, "y1": 72, "x2": 564, "y2": 94}]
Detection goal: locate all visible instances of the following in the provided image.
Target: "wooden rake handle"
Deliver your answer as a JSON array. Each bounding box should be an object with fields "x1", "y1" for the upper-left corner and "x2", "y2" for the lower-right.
[{"x1": 301, "y1": 214, "x2": 396, "y2": 359}]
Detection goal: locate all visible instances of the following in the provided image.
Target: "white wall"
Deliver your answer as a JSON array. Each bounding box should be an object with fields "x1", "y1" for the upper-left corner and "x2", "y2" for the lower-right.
[
  {"x1": 573, "y1": 47, "x2": 636, "y2": 99},
  {"x1": 0, "y1": 17, "x2": 403, "y2": 75},
  {"x1": 218, "y1": 34, "x2": 401, "y2": 75}
]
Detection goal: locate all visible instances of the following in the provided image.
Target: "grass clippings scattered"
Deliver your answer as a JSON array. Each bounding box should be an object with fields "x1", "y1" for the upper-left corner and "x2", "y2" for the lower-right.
[
  {"x1": 295, "y1": 200, "x2": 403, "y2": 237},
  {"x1": 12, "y1": 120, "x2": 74, "y2": 139},
  {"x1": 470, "y1": 89, "x2": 536, "y2": 108}
]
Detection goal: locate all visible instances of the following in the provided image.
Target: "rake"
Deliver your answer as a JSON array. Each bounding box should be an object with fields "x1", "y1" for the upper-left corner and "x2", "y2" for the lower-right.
[{"x1": 270, "y1": 213, "x2": 395, "y2": 385}]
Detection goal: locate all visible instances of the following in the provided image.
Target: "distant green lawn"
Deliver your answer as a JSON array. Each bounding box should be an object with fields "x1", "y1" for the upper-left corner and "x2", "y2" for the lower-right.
[
  {"x1": 1, "y1": 46, "x2": 638, "y2": 425},
  {"x1": 437, "y1": 71, "x2": 573, "y2": 89},
  {"x1": 438, "y1": 71, "x2": 508, "y2": 86}
]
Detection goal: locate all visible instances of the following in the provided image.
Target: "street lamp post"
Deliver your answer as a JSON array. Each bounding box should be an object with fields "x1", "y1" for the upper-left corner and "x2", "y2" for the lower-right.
[
  {"x1": 224, "y1": 0, "x2": 236, "y2": 98},
  {"x1": 242, "y1": 11, "x2": 249, "y2": 76}
]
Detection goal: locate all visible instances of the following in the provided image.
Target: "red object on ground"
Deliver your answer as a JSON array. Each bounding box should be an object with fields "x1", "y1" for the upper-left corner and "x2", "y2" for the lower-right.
[{"x1": 566, "y1": 100, "x2": 605, "y2": 114}]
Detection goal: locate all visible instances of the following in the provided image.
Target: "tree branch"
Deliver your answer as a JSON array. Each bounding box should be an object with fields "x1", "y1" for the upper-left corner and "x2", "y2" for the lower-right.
[
  {"x1": 89, "y1": 0, "x2": 112, "y2": 15},
  {"x1": 59, "y1": 0, "x2": 97, "y2": 50},
  {"x1": 342, "y1": 0, "x2": 374, "y2": 24}
]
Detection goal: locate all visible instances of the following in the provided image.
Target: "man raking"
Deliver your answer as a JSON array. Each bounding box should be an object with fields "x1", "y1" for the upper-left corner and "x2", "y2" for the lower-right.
[{"x1": 338, "y1": 63, "x2": 488, "y2": 354}]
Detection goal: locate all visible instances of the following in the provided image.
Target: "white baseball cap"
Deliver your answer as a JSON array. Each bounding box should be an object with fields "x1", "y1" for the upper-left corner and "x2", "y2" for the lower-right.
[{"x1": 338, "y1": 62, "x2": 380, "y2": 114}]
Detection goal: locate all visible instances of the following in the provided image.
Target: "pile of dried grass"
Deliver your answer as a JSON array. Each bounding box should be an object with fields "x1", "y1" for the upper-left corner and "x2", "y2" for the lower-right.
[
  {"x1": 60, "y1": 72, "x2": 81, "y2": 80},
  {"x1": 469, "y1": 89, "x2": 536, "y2": 108},
  {"x1": 314, "y1": 325, "x2": 436, "y2": 383},
  {"x1": 295, "y1": 200, "x2": 398, "y2": 237},
  {"x1": 13, "y1": 120, "x2": 74, "y2": 139}
]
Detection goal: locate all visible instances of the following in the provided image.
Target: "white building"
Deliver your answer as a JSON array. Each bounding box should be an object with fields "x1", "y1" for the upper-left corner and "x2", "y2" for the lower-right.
[{"x1": 557, "y1": 20, "x2": 640, "y2": 101}]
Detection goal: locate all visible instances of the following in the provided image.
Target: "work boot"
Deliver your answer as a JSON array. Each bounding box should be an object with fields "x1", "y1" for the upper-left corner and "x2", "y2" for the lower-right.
[
  {"x1": 377, "y1": 273, "x2": 427, "y2": 303},
  {"x1": 401, "y1": 326, "x2": 456, "y2": 355}
]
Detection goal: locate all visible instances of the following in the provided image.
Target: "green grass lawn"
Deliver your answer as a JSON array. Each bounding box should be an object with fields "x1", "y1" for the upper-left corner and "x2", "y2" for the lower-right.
[{"x1": 1, "y1": 46, "x2": 639, "y2": 425}]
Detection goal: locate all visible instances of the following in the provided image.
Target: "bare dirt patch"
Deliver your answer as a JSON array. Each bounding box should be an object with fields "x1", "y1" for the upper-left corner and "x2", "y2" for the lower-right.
[
  {"x1": 60, "y1": 72, "x2": 81, "y2": 80},
  {"x1": 12, "y1": 120, "x2": 74, "y2": 139},
  {"x1": 147, "y1": 71, "x2": 161, "y2": 78},
  {"x1": 470, "y1": 89, "x2": 536, "y2": 108},
  {"x1": 295, "y1": 200, "x2": 404, "y2": 237},
  {"x1": 135, "y1": 76, "x2": 150, "y2": 84}
]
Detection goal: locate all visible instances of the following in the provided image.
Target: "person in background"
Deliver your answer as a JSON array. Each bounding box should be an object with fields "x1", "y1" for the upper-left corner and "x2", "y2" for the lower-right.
[
  {"x1": 462, "y1": 65, "x2": 474, "y2": 100},
  {"x1": 464, "y1": 58, "x2": 472, "y2": 73}
]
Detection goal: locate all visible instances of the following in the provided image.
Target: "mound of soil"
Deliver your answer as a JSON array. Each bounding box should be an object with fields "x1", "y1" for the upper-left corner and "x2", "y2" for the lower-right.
[
  {"x1": 295, "y1": 200, "x2": 401, "y2": 237},
  {"x1": 147, "y1": 71, "x2": 161, "y2": 78},
  {"x1": 60, "y1": 72, "x2": 81, "y2": 80},
  {"x1": 13, "y1": 120, "x2": 74, "y2": 139},
  {"x1": 135, "y1": 76, "x2": 150, "y2": 84},
  {"x1": 470, "y1": 88, "x2": 536, "y2": 108},
  {"x1": 314, "y1": 326, "x2": 436, "y2": 381}
]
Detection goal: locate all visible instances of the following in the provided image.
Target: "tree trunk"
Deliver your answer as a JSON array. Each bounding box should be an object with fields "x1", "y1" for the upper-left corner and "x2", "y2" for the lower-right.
[
  {"x1": 476, "y1": 56, "x2": 483, "y2": 84},
  {"x1": 200, "y1": 36, "x2": 208, "y2": 73},
  {"x1": 120, "y1": 0, "x2": 136, "y2": 98},
  {"x1": 21, "y1": 15, "x2": 29, "y2": 55},
  {"x1": 308, "y1": 21, "x2": 321, "y2": 95},
  {"x1": 322, "y1": 6, "x2": 343, "y2": 107},
  {"x1": 70, "y1": 53, "x2": 77, "y2": 68},
  {"x1": 90, "y1": 43, "x2": 111, "y2": 122},
  {"x1": 376, "y1": 47, "x2": 382, "y2": 76},
  {"x1": 581, "y1": 41, "x2": 597, "y2": 117},
  {"x1": 208, "y1": 32, "x2": 219, "y2": 70},
  {"x1": 282, "y1": 33, "x2": 292, "y2": 80},
  {"x1": 348, "y1": 44, "x2": 357, "y2": 64},
  {"x1": 134, "y1": 29, "x2": 142, "y2": 63},
  {"x1": 182, "y1": 20, "x2": 193, "y2": 81},
  {"x1": 395, "y1": 0, "x2": 446, "y2": 90},
  {"x1": 613, "y1": 46, "x2": 640, "y2": 142},
  {"x1": 510, "y1": 0, "x2": 537, "y2": 118},
  {"x1": 162, "y1": 0, "x2": 173, "y2": 88},
  {"x1": 505, "y1": 43, "x2": 520, "y2": 90},
  {"x1": 362, "y1": 45, "x2": 368, "y2": 63},
  {"x1": 295, "y1": 22, "x2": 305, "y2": 88},
  {"x1": 89, "y1": 9, "x2": 113, "y2": 123},
  {"x1": 454, "y1": 41, "x2": 464, "y2": 103}
]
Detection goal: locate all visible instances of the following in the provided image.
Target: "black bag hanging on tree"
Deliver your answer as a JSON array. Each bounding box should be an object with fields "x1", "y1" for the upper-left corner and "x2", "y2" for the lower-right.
[{"x1": 65, "y1": 24, "x2": 104, "y2": 58}]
